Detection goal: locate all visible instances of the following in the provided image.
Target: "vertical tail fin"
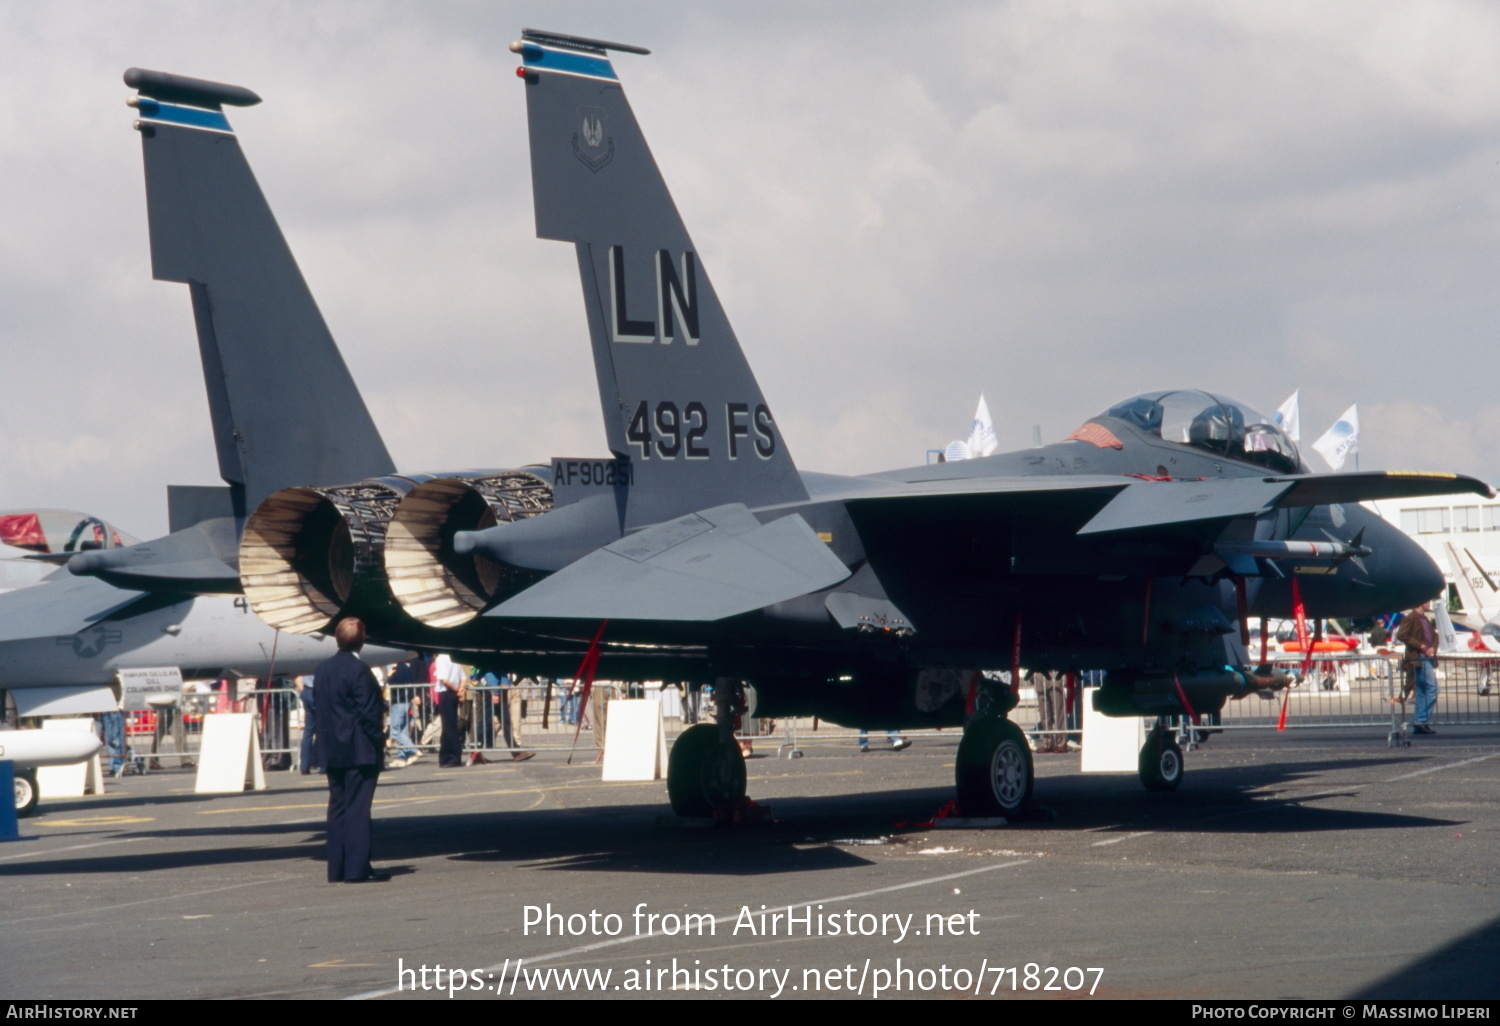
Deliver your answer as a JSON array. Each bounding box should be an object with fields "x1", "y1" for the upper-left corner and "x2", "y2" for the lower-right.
[
  {"x1": 1446, "y1": 542, "x2": 1497, "y2": 626},
  {"x1": 514, "y1": 32, "x2": 807, "y2": 527},
  {"x1": 126, "y1": 68, "x2": 395, "y2": 519}
]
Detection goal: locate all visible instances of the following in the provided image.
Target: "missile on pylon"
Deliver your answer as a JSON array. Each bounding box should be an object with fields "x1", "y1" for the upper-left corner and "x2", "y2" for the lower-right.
[{"x1": 0, "y1": 728, "x2": 105, "y2": 768}]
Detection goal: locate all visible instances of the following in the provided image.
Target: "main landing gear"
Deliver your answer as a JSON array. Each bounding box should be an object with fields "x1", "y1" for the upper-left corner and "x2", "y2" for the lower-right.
[
  {"x1": 956, "y1": 715, "x2": 1034, "y2": 817},
  {"x1": 667, "y1": 680, "x2": 747, "y2": 818},
  {"x1": 13, "y1": 767, "x2": 38, "y2": 818}
]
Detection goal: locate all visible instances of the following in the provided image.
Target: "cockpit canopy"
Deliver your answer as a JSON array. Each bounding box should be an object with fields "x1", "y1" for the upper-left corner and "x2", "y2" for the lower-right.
[
  {"x1": 0, "y1": 509, "x2": 138, "y2": 555},
  {"x1": 1100, "y1": 391, "x2": 1302, "y2": 473}
]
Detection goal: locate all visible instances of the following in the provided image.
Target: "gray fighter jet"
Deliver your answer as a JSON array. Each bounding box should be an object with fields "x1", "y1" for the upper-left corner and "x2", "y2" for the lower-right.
[
  {"x1": 0, "y1": 501, "x2": 405, "y2": 814},
  {"x1": 0, "y1": 539, "x2": 386, "y2": 721},
  {"x1": 0, "y1": 503, "x2": 381, "y2": 700},
  {"x1": 89, "y1": 49, "x2": 1490, "y2": 820}
]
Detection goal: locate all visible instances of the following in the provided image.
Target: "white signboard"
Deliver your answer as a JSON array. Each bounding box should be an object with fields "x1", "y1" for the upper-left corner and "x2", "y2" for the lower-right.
[
  {"x1": 194, "y1": 713, "x2": 266, "y2": 793},
  {"x1": 1080, "y1": 688, "x2": 1146, "y2": 773},
  {"x1": 117, "y1": 667, "x2": 184, "y2": 712},
  {"x1": 601, "y1": 700, "x2": 666, "y2": 782}
]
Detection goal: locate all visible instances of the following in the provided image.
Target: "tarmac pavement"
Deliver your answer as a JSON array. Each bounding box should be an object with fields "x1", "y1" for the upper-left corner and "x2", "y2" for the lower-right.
[{"x1": 1, "y1": 726, "x2": 1496, "y2": 1000}]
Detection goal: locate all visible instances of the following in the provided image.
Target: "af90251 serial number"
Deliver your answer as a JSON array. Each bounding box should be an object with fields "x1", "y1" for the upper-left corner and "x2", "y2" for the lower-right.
[
  {"x1": 626, "y1": 400, "x2": 777, "y2": 460},
  {"x1": 552, "y1": 459, "x2": 632, "y2": 488}
]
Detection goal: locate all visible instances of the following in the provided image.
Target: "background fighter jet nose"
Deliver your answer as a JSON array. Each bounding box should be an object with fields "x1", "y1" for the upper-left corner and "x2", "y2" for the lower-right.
[{"x1": 452, "y1": 531, "x2": 477, "y2": 556}]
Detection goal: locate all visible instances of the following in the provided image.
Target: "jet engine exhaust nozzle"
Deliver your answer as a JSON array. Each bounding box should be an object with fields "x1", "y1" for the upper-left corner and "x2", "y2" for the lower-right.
[
  {"x1": 239, "y1": 481, "x2": 408, "y2": 634},
  {"x1": 384, "y1": 471, "x2": 553, "y2": 629}
]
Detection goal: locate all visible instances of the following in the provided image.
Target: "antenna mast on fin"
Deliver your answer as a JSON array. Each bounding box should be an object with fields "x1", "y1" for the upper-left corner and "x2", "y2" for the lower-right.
[{"x1": 518, "y1": 28, "x2": 650, "y2": 55}]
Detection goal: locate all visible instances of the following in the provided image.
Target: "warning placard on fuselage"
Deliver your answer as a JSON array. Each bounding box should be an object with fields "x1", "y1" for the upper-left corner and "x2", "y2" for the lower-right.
[{"x1": 116, "y1": 666, "x2": 184, "y2": 712}]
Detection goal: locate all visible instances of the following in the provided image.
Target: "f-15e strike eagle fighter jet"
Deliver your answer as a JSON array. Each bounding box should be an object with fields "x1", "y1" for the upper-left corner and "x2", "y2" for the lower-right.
[{"x1": 96, "y1": 40, "x2": 1489, "y2": 821}]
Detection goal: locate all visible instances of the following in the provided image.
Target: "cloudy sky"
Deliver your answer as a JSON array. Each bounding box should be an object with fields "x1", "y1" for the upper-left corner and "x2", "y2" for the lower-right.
[{"x1": 1, "y1": 1, "x2": 1497, "y2": 537}]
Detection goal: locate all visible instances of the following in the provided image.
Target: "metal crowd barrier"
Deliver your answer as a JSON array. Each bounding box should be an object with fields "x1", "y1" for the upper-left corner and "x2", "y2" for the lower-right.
[
  {"x1": 381, "y1": 681, "x2": 967, "y2": 762},
  {"x1": 117, "y1": 683, "x2": 302, "y2": 771},
  {"x1": 105, "y1": 656, "x2": 1500, "y2": 773},
  {"x1": 382, "y1": 681, "x2": 611, "y2": 761},
  {"x1": 1214, "y1": 652, "x2": 1500, "y2": 731}
]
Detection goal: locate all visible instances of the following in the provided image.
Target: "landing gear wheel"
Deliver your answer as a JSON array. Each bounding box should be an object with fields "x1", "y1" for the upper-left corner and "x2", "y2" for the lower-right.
[
  {"x1": 956, "y1": 716, "x2": 1033, "y2": 817},
  {"x1": 14, "y1": 767, "x2": 38, "y2": 818},
  {"x1": 667, "y1": 724, "x2": 747, "y2": 818},
  {"x1": 1139, "y1": 730, "x2": 1183, "y2": 792}
]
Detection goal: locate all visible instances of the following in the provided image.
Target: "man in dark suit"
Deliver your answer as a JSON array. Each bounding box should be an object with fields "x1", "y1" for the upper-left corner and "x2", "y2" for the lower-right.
[{"x1": 312, "y1": 617, "x2": 389, "y2": 883}]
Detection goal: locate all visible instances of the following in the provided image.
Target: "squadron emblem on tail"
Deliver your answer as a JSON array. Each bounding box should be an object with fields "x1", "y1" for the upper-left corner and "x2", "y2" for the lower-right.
[{"x1": 573, "y1": 106, "x2": 613, "y2": 172}]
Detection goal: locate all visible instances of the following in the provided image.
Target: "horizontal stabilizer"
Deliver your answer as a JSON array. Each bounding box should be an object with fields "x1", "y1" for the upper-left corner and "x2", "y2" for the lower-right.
[
  {"x1": 488, "y1": 504, "x2": 850, "y2": 622},
  {"x1": 455, "y1": 493, "x2": 622, "y2": 572},
  {"x1": 6, "y1": 695, "x2": 120, "y2": 727},
  {"x1": 519, "y1": 28, "x2": 650, "y2": 55},
  {"x1": 836, "y1": 473, "x2": 1128, "y2": 509},
  {"x1": 66, "y1": 519, "x2": 240, "y2": 594}
]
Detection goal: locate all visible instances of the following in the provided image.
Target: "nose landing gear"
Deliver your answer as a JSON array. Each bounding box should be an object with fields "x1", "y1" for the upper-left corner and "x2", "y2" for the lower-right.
[
  {"x1": 1138, "y1": 724, "x2": 1183, "y2": 792},
  {"x1": 956, "y1": 716, "x2": 1034, "y2": 817}
]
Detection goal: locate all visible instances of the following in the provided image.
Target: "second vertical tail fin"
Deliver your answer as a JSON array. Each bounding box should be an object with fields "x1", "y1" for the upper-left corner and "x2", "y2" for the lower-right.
[
  {"x1": 515, "y1": 32, "x2": 807, "y2": 527},
  {"x1": 127, "y1": 68, "x2": 396, "y2": 519}
]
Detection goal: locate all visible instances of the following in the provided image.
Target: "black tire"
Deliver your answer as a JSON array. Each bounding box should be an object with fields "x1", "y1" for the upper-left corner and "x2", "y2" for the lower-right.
[
  {"x1": 667, "y1": 724, "x2": 746, "y2": 818},
  {"x1": 955, "y1": 716, "x2": 1033, "y2": 817},
  {"x1": 14, "y1": 767, "x2": 38, "y2": 818},
  {"x1": 1139, "y1": 731, "x2": 1183, "y2": 792}
]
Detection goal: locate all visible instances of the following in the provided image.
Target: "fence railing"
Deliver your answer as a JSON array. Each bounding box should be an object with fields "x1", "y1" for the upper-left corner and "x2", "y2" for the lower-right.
[
  {"x1": 1214, "y1": 652, "x2": 1500, "y2": 730},
  {"x1": 105, "y1": 657, "x2": 1498, "y2": 772}
]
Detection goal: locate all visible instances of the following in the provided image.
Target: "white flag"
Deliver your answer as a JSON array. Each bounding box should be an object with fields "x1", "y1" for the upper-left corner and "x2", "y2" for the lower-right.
[
  {"x1": 967, "y1": 394, "x2": 998, "y2": 458},
  {"x1": 1273, "y1": 390, "x2": 1300, "y2": 442},
  {"x1": 1311, "y1": 404, "x2": 1359, "y2": 470}
]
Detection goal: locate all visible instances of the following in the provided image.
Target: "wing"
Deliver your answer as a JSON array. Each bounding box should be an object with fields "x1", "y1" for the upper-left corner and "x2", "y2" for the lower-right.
[{"x1": 482, "y1": 469, "x2": 1489, "y2": 624}]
